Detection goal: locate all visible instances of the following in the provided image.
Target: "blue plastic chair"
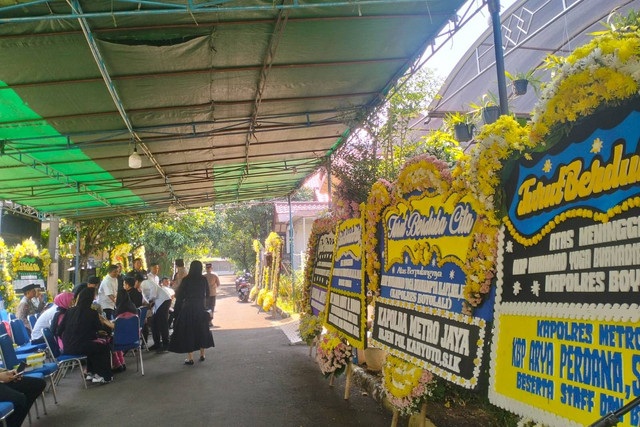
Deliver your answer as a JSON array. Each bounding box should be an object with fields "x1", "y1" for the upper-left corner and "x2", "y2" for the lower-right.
[
  {"x1": 9, "y1": 320, "x2": 45, "y2": 354},
  {"x1": 41, "y1": 328, "x2": 87, "y2": 389},
  {"x1": 0, "y1": 334, "x2": 60, "y2": 404},
  {"x1": 137, "y1": 307, "x2": 149, "y2": 351},
  {"x1": 112, "y1": 316, "x2": 144, "y2": 375},
  {"x1": 0, "y1": 402, "x2": 12, "y2": 426},
  {"x1": 0, "y1": 402, "x2": 13, "y2": 427},
  {"x1": 28, "y1": 315, "x2": 37, "y2": 330}
]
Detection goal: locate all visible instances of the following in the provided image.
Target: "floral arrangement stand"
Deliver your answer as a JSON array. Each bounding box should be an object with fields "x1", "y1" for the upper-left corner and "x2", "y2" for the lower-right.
[
  {"x1": 315, "y1": 332, "x2": 353, "y2": 392},
  {"x1": 343, "y1": 362, "x2": 353, "y2": 400},
  {"x1": 308, "y1": 338, "x2": 315, "y2": 357},
  {"x1": 390, "y1": 402, "x2": 428, "y2": 427}
]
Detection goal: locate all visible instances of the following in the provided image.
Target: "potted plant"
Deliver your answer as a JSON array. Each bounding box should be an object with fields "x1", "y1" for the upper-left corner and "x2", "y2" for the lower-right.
[
  {"x1": 469, "y1": 92, "x2": 501, "y2": 125},
  {"x1": 506, "y1": 69, "x2": 542, "y2": 96},
  {"x1": 444, "y1": 111, "x2": 474, "y2": 142}
]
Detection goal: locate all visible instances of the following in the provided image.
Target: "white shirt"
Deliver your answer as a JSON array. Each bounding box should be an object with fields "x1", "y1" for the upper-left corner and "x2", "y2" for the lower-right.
[
  {"x1": 141, "y1": 279, "x2": 171, "y2": 314},
  {"x1": 97, "y1": 275, "x2": 118, "y2": 310},
  {"x1": 31, "y1": 304, "x2": 57, "y2": 341},
  {"x1": 147, "y1": 272, "x2": 160, "y2": 286}
]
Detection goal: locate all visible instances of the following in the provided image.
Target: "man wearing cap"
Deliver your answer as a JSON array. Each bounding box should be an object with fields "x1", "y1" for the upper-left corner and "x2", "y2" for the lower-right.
[{"x1": 16, "y1": 284, "x2": 45, "y2": 332}]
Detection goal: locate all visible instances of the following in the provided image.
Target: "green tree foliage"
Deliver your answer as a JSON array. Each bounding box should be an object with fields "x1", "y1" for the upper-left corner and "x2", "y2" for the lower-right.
[
  {"x1": 333, "y1": 68, "x2": 443, "y2": 210},
  {"x1": 216, "y1": 204, "x2": 274, "y2": 272},
  {"x1": 291, "y1": 186, "x2": 315, "y2": 201},
  {"x1": 59, "y1": 209, "x2": 224, "y2": 280}
]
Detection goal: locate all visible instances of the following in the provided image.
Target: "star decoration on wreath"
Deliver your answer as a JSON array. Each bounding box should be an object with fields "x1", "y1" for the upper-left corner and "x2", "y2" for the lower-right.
[
  {"x1": 505, "y1": 241, "x2": 513, "y2": 253},
  {"x1": 591, "y1": 138, "x2": 603, "y2": 153},
  {"x1": 531, "y1": 280, "x2": 541, "y2": 297},
  {"x1": 513, "y1": 281, "x2": 521, "y2": 295},
  {"x1": 449, "y1": 270, "x2": 455, "y2": 280}
]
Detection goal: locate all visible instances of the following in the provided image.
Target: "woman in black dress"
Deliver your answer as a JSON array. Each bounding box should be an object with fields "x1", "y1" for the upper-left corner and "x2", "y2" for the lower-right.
[{"x1": 169, "y1": 260, "x2": 214, "y2": 364}]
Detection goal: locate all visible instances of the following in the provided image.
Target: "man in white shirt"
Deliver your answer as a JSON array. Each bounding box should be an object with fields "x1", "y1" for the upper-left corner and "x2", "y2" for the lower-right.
[
  {"x1": 147, "y1": 263, "x2": 160, "y2": 285},
  {"x1": 97, "y1": 265, "x2": 119, "y2": 319},
  {"x1": 30, "y1": 302, "x2": 57, "y2": 344},
  {"x1": 142, "y1": 276, "x2": 172, "y2": 352}
]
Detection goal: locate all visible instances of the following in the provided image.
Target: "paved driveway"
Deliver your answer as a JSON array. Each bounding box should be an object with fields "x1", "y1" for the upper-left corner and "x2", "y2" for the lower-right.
[{"x1": 32, "y1": 274, "x2": 391, "y2": 426}]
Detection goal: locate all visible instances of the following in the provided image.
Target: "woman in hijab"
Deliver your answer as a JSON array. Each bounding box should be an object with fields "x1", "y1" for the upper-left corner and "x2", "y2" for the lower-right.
[
  {"x1": 57, "y1": 287, "x2": 114, "y2": 384},
  {"x1": 50, "y1": 292, "x2": 74, "y2": 352},
  {"x1": 169, "y1": 260, "x2": 214, "y2": 365},
  {"x1": 115, "y1": 288, "x2": 137, "y2": 317},
  {"x1": 110, "y1": 288, "x2": 138, "y2": 372}
]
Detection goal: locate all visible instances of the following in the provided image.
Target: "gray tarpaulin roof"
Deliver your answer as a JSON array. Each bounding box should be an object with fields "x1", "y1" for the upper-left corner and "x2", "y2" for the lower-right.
[{"x1": 0, "y1": 0, "x2": 467, "y2": 219}]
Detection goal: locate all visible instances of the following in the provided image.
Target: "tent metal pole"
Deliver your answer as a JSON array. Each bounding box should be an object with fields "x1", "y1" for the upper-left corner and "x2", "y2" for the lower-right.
[
  {"x1": 488, "y1": 0, "x2": 509, "y2": 116},
  {"x1": 327, "y1": 160, "x2": 332, "y2": 211},
  {"x1": 288, "y1": 194, "x2": 295, "y2": 304},
  {"x1": 74, "y1": 223, "x2": 81, "y2": 286}
]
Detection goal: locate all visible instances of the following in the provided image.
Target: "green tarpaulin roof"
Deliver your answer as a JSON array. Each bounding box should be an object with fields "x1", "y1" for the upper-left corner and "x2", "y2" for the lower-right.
[{"x1": 0, "y1": 0, "x2": 465, "y2": 219}]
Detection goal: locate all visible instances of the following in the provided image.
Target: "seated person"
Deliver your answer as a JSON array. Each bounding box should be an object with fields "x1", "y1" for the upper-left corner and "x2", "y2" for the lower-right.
[
  {"x1": 72, "y1": 276, "x2": 100, "y2": 300},
  {"x1": 16, "y1": 284, "x2": 45, "y2": 332},
  {"x1": 0, "y1": 369, "x2": 46, "y2": 427},
  {"x1": 50, "y1": 292, "x2": 75, "y2": 352},
  {"x1": 30, "y1": 300, "x2": 59, "y2": 345},
  {"x1": 58, "y1": 288, "x2": 114, "y2": 384},
  {"x1": 111, "y1": 289, "x2": 138, "y2": 372}
]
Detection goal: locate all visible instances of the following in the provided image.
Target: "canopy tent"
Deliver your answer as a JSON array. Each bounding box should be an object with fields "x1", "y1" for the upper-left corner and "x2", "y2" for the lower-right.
[
  {"x1": 426, "y1": 0, "x2": 640, "y2": 128},
  {"x1": 0, "y1": 0, "x2": 467, "y2": 219}
]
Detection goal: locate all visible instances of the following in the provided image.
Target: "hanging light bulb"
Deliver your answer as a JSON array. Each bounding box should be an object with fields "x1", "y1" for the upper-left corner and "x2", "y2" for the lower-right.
[
  {"x1": 128, "y1": 144, "x2": 142, "y2": 169},
  {"x1": 168, "y1": 203, "x2": 177, "y2": 215}
]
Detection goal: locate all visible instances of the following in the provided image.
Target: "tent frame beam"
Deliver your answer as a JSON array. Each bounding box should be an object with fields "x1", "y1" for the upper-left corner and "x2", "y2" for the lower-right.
[
  {"x1": 0, "y1": 57, "x2": 409, "y2": 91},
  {"x1": 0, "y1": 0, "x2": 429, "y2": 24},
  {"x1": 67, "y1": 0, "x2": 185, "y2": 209}
]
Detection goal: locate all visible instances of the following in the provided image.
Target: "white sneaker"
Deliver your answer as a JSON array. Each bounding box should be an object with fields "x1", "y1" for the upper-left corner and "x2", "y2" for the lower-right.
[
  {"x1": 91, "y1": 375, "x2": 113, "y2": 385},
  {"x1": 85, "y1": 374, "x2": 93, "y2": 381}
]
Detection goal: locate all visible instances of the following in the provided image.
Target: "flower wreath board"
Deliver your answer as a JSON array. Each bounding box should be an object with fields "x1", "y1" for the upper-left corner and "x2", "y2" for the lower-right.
[
  {"x1": 369, "y1": 159, "x2": 494, "y2": 389},
  {"x1": 309, "y1": 230, "x2": 335, "y2": 316},
  {"x1": 489, "y1": 101, "x2": 640, "y2": 426},
  {"x1": 323, "y1": 216, "x2": 367, "y2": 349},
  {"x1": 12, "y1": 239, "x2": 46, "y2": 292}
]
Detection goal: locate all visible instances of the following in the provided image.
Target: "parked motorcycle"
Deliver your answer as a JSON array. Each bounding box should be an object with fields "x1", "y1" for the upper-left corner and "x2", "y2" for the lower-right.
[
  {"x1": 237, "y1": 281, "x2": 250, "y2": 302},
  {"x1": 236, "y1": 271, "x2": 252, "y2": 302}
]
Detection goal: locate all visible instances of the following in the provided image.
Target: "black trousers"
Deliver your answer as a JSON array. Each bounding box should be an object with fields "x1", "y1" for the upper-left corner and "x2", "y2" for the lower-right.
[
  {"x1": 75, "y1": 341, "x2": 112, "y2": 381},
  {"x1": 0, "y1": 376, "x2": 46, "y2": 427},
  {"x1": 206, "y1": 296, "x2": 216, "y2": 314},
  {"x1": 152, "y1": 300, "x2": 171, "y2": 349}
]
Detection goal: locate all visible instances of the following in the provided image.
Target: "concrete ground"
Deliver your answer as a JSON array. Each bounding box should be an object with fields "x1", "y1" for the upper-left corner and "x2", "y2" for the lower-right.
[{"x1": 32, "y1": 275, "x2": 392, "y2": 427}]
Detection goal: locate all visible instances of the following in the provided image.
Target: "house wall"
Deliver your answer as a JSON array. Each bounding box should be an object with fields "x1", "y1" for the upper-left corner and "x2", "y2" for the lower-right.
[{"x1": 285, "y1": 217, "x2": 312, "y2": 271}]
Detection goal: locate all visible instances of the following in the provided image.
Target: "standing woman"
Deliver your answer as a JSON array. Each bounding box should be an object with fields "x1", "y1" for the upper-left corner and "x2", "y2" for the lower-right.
[{"x1": 169, "y1": 261, "x2": 214, "y2": 364}]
